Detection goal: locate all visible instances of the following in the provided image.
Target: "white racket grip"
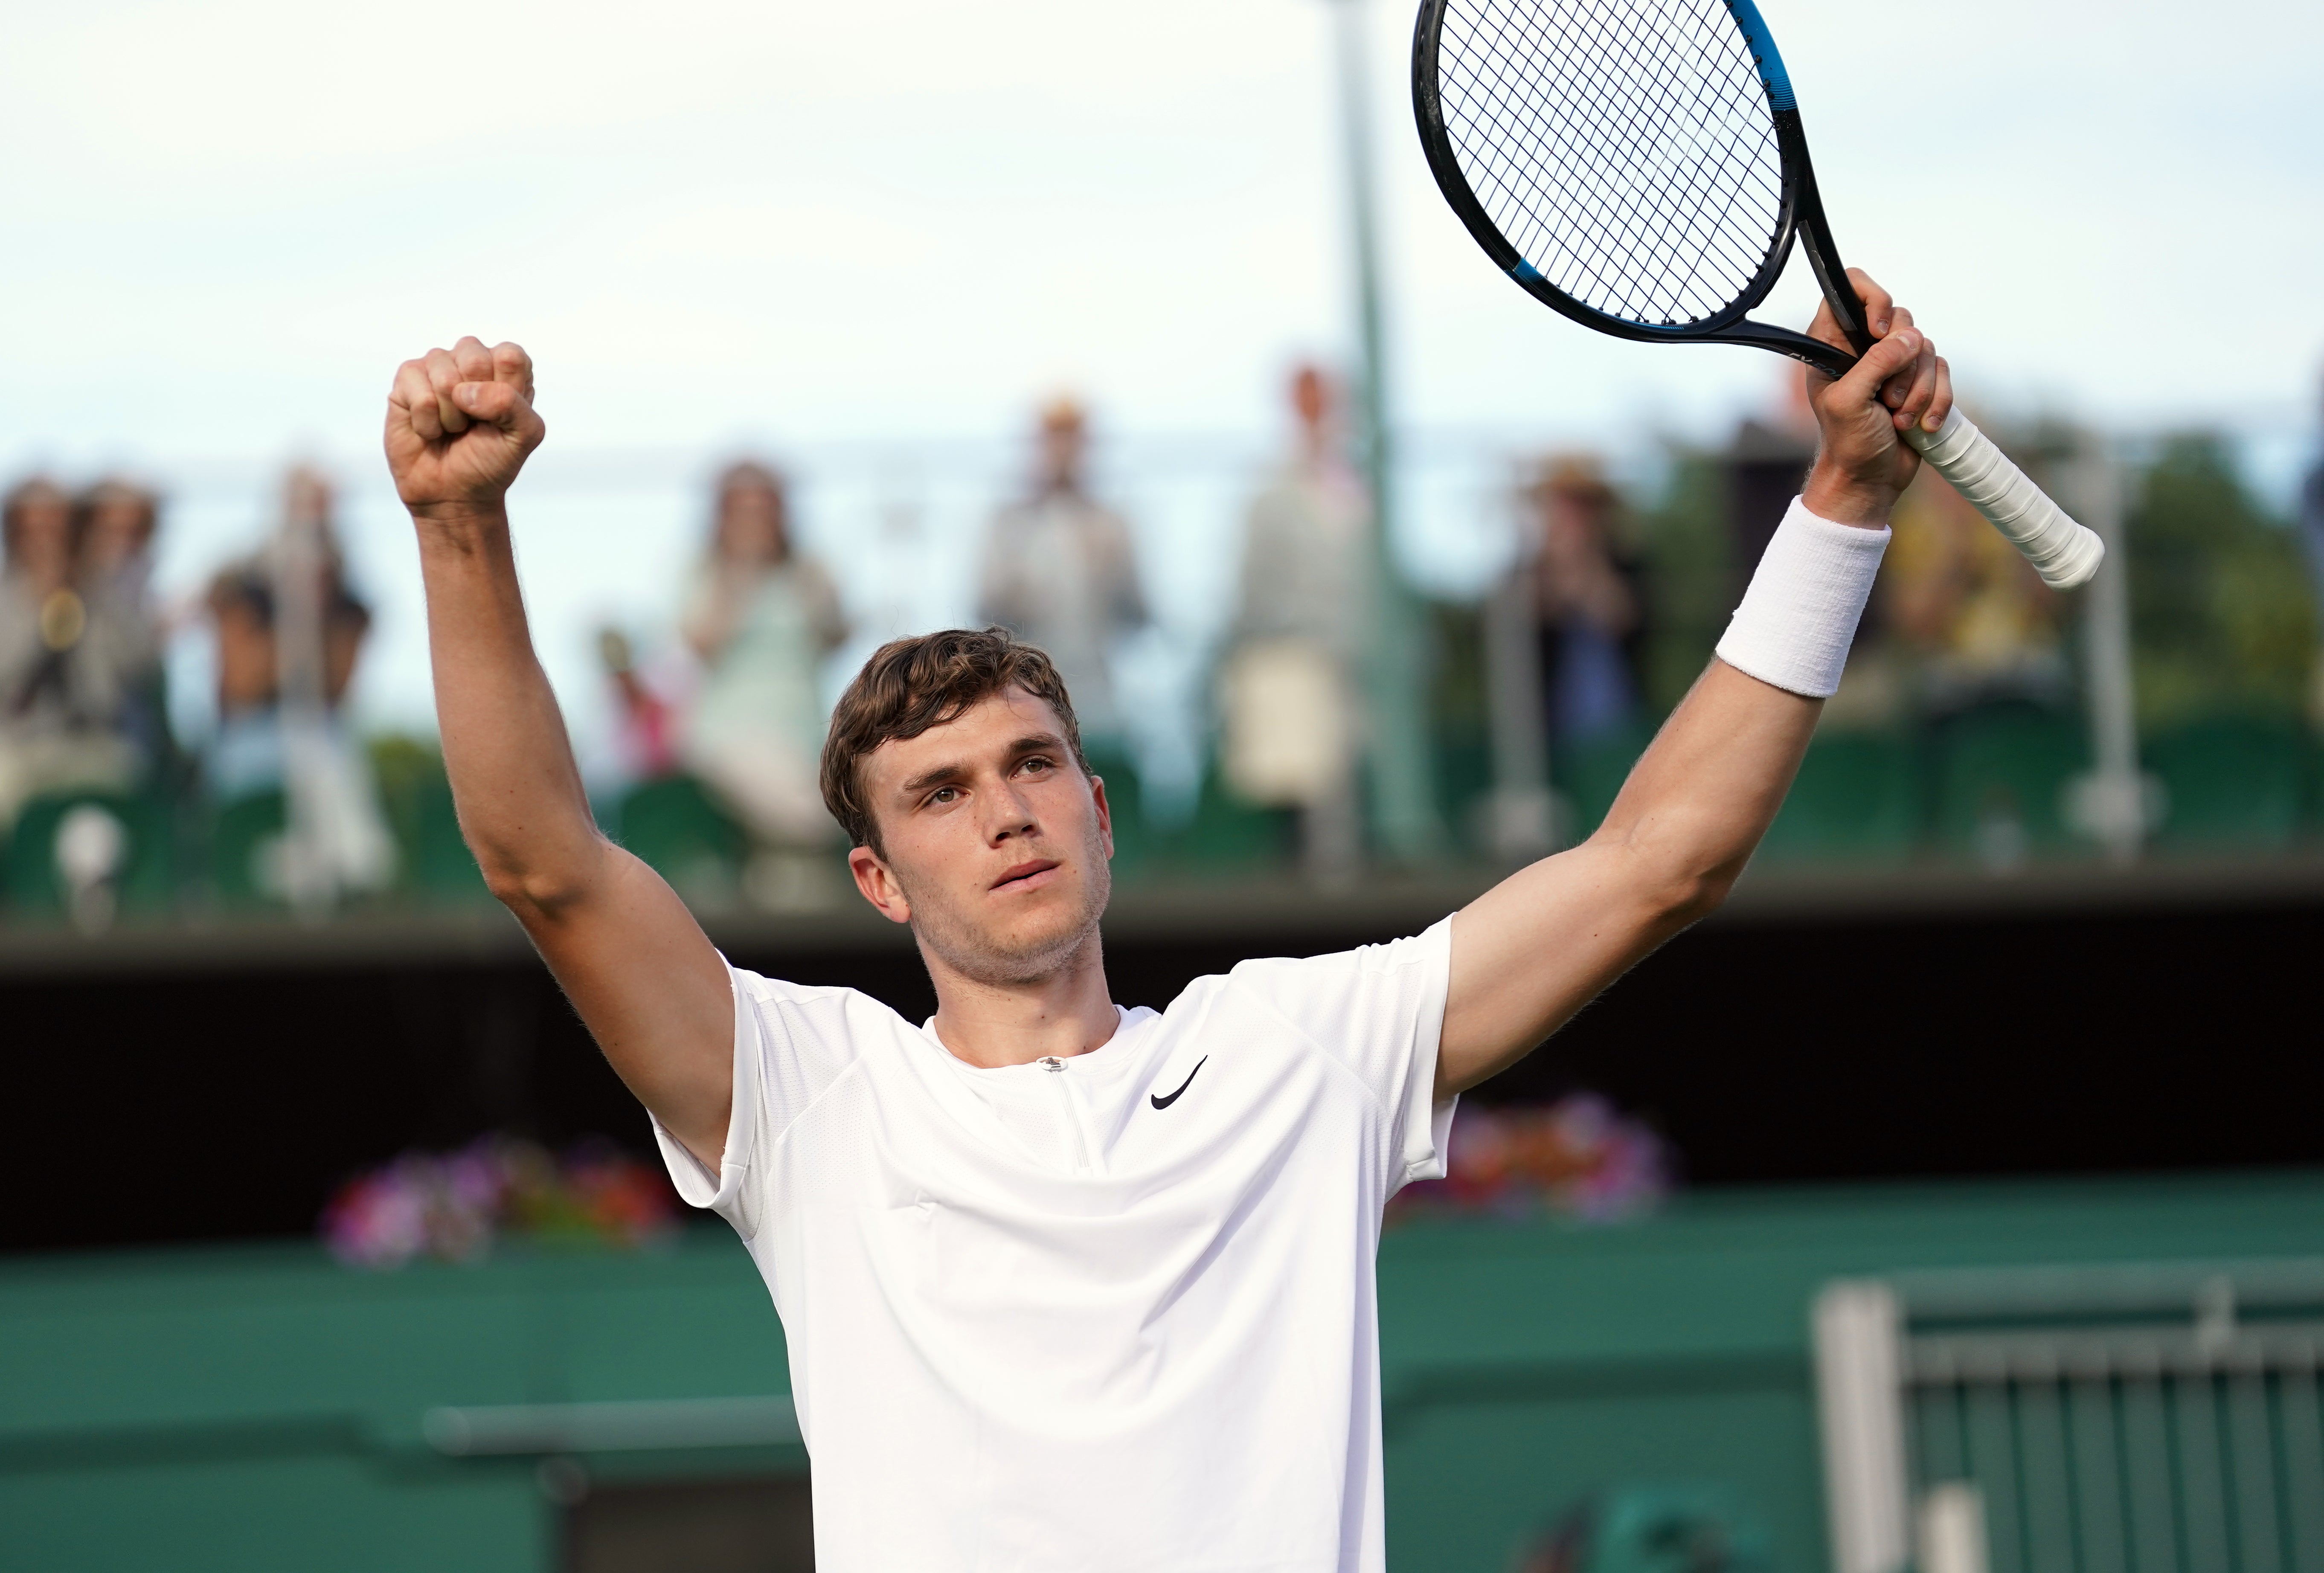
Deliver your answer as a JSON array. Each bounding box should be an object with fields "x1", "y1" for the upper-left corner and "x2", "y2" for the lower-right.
[{"x1": 1901, "y1": 406, "x2": 2103, "y2": 589}]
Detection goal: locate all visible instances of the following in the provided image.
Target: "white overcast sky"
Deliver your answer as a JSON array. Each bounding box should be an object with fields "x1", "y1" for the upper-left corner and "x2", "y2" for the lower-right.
[{"x1": 0, "y1": 0, "x2": 2316, "y2": 754}]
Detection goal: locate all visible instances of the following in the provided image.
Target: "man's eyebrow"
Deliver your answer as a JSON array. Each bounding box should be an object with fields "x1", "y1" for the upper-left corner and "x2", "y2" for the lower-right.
[
  {"x1": 898, "y1": 760, "x2": 970, "y2": 797},
  {"x1": 896, "y1": 734, "x2": 1066, "y2": 798}
]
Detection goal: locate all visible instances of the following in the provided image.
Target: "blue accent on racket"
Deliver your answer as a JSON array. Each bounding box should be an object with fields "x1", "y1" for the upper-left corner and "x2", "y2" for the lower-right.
[
  {"x1": 1511, "y1": 259, "x2": 1544, "y2": 285},
  {"x1": 1722, "y1": 0, "x2": 1795, "y2": 112}
]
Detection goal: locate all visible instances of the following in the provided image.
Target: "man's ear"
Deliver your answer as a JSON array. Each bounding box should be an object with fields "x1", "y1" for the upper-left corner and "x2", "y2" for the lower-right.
[
  {"x1": 847, "y1": 846, "x2": 912, "y2": 925},
  {"x1": 1088, "y1": 775, "x2": 1116, "y2": 861}
]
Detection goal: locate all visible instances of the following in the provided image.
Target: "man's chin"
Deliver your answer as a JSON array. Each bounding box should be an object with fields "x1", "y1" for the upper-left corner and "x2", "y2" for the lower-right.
[{"x1": 915, "y1": 880, "x2": 1109, "y2": 987}]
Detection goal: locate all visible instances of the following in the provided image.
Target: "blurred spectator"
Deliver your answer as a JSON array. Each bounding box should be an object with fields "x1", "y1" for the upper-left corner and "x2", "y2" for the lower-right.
[
  {"x1": 76, "y1": 478, "x2": 171, "y2": 768},
  {"x1": 1723, "y1": 383, "x2": 1818, "y2": 590},
  {"x1": 598, "y1": 627, "x2": 680, "y2": 781},
  {"x1": 206, "y1": 470, "x2": 372, "y2": 782},
  {"x1": 204, "y1": 466, "x2": 395, "y2": 902},
  {"x1": 677, "y1": 460, "x2": 848, "y2": 847},
  {"x1": 2302, "y1": 381, "x2": 2324, "y2": 720},
  {"x1": 977, "y1": 397, "x2": 1148, "y2": 743},
  {"x1": 1882, "y1": 467, "x2": 2065, "y2": 715},
  {"x1": 1219, "y1": 364, "x2": 1368, "y2": 880},
  {"x1": 1526, "y1": 455, "x2": 1647, "y2": 748},
  {"x1": 0, "y1": 476, "x2": 164, "y2": 829},
  {"x1": 78, "y1": 479, "x2": 160, "y2": 604}
]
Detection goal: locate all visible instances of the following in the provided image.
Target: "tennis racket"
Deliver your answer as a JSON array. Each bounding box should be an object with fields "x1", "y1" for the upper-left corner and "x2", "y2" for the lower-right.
[{"x1": 1411, "y1": 0, "x2": 2104, "y2": 590}]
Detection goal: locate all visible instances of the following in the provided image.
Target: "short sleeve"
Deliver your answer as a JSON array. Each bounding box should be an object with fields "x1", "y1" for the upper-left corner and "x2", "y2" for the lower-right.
[
  {"x1": 651, "y1": 961, "x2": 867, "y2": 1241},
  {"x1": 1224, "y1": 917, "x2": 1456, "y2": 1190}
]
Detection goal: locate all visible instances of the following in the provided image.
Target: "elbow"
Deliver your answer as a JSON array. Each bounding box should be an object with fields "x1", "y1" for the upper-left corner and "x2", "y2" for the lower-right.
[
  {"x1": 1592, "y1": 806, "x2": 1748, "y2": 936},
  {"x1": 476, "y1": 842, "x2": 610, "y2": 922},
  {"x1": 1639, "y1": 856, "x2": 1740, "y2": 935}
]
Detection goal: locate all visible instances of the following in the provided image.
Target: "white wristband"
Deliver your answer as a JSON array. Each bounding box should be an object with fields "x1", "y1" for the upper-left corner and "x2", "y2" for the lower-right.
[{"x1": 1713, "y1": 496, "x2": 1889, "y2": 699}]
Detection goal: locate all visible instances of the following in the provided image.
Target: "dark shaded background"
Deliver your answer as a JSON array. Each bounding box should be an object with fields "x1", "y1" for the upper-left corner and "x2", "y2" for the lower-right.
[{"x1": 8, "y1": 893, "x2": 2316, "y2": 1255}]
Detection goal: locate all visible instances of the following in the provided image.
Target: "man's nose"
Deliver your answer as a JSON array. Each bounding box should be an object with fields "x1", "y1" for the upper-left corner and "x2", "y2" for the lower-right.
[{"x1": 982, "y1": 781, "x2": 1038, "y2": 843}]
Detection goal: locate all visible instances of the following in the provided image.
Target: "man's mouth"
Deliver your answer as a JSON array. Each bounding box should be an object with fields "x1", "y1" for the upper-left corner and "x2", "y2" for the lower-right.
[{"x1": 991, "y1": 859, "x2": 1061, "y2": 894}]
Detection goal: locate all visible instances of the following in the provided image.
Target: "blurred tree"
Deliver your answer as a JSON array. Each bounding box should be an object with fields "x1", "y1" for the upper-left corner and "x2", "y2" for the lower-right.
[
  {"x1": 367, "y1": 734, "x2": 443, "y2": 825},
  {"x1": 1633, "y1": 449, "x2": 1734, "y2": 716},
  {"x1": 2127, "y1": 435, "x2": 2318, "y2": 729}
]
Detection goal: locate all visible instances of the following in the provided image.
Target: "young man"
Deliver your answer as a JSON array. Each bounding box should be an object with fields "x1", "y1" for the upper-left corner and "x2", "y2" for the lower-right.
[{"x1": 386, "y1": 273, "x2": 1949, "y2": 1573}]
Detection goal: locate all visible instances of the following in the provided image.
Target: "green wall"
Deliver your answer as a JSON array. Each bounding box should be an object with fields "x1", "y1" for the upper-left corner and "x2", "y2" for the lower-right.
[{"x1": 8, "y1": 1170, "x2": 2324, "y2": 1572}]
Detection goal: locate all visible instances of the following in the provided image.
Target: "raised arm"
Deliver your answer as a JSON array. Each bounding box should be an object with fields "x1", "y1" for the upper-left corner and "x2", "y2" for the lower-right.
[
  {"x1": 386, "y1": 338, "x2": 734, "y2": 1161},
  {"x1": 1439, "y1": 275, "x2": 1949, "y2": 1096}
]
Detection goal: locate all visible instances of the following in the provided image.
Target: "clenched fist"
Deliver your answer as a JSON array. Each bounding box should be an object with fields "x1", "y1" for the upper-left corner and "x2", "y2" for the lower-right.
[
  {"x1": 1799, "y1": 269, "x2": 1952, "y2": 526},
  {"x1": 385, "y1": 337, "x2": 546, "y2": 515}
]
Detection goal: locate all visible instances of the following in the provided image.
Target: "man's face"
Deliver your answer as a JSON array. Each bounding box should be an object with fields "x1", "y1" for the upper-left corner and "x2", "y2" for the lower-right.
[
  {"x1": 717, "y1": 482, "x2": 788, "y2": 566},
  {"x1": 1037, "y1": 417, "x2": 1086, "y2": 495},
  {"x1": 84, "y1": 496, "x2": 153, "y2": 577},
  {"x1": 8, "y1": 494, "x2": 72, "y2": 586},
  {"x1": 284, "y1": 468, "x2": 333, "y2": 530},
  {"x1": 848, "y1": 687, "x2": 1113, "y2": 986}
]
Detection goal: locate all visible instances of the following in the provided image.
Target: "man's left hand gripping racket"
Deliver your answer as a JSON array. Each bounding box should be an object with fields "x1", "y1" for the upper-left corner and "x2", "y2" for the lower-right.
[{"x1": 1412, "y1": 0, "x2": 2104, "y2": 589}]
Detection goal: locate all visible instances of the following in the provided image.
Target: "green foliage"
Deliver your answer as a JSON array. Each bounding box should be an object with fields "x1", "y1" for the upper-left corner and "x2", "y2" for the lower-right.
[
  {"x1": 366, "y1": 734, "x2": 491, "y2": 903},
  {"x1": 367, "y1": 733, "x2": 444, "y2": 819},
  {"x1": 1632, "y1": 450, "x2": 1733, "y2": 715},
  {"x1": 1427, "y1": 598, "x2": 1494, "y2": 852},
  {"x1": 367, "y1": 731, "x2": 448, "y2": 887},
  {"x1": 1427, "y1": 597, "x2": 1489, "y2": 740},
  {"x1": 2127, "y1": 435, "x2": 2318, "y2": 730}
]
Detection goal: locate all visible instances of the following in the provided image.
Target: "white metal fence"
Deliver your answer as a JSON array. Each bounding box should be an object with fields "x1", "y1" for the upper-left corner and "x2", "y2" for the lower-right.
[{"x1": 1817, "y1": 1263, "x2": 2324, "y2": 1573}]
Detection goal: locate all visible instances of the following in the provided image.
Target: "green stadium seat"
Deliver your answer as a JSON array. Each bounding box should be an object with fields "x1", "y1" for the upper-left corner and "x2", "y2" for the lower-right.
[
  {"x1": 368, "y1": 742, "x2": 490, "y2": 904},
  {"x1": 1432, "y1": 734, "x2": 1495, "y2": 858},
  {"x1": 2143, "y1": 717, "x2": 2313, "y2": 850},
  {"x1": 1757, "y1": 732, "x2": 1917, "y2": 862},
  {"x1": 1161, "y1": 761, "x2": 1295, "y2": 875},
  {"x1": 401, "y1": 775, "x2": 491, "y2": 902},
  {"x1": 1551, "y1": 720, "x2": 1654, "y2": 841},
  {"x1": 1747, "y1": 734, "x2": 1915, "y2": 864},
  {"x1": 1928, "y1": 702, "x2": 2089, "y2": 864},
  {"x1": 206, "y1": 789, "x2": 289, "y2": 907},
  {"x1": 3, "y1": 789, "x2": 174, "y2": 919},
  {"x1": 612, "y1": 775, "x2": 747, "y2": 901},
  {"x1": 1082, "y1": 743, "x2": 1156, "y2": 882}
]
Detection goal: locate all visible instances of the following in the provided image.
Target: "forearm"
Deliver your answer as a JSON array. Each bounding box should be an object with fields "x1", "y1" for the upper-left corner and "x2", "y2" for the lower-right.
[
  {"x1": 384, "y1": 340, "x2": 737, "y2": 1164},
  {"x1": 1442, "y1": 661, "x2": 1817, "y2": 1093},
  {"x1": 415, "y1": 504, "x2": 607, "y2": 910},
  {"x1": 1443, "y1": 498, "x2": 1890, "y2": 1091},
  {"x1": 1437, "y1": 273, "x2": 1947, "y2": 1097},
  {"x1": 1592, "y1": 657, "x2": 1819, "y2": 905}
]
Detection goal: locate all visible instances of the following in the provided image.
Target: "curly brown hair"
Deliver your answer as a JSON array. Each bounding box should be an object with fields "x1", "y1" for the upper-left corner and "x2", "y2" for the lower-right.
[{"x1": 820, "y1": 627, "x2": 1090, "y2": 854}]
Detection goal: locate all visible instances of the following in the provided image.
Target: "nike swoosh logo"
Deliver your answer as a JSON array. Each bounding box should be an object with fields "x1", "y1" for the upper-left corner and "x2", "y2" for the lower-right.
[{"x1": 1149, "y1": 1056, "x2": 1208, "y2": 1110}]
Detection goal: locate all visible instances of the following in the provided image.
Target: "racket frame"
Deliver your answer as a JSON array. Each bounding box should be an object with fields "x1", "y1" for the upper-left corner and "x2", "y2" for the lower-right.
[
  {"x1": 1410, "y1": 0, "x2": 1870, "y2": 379},
  {"x1": 1409, "y1": 0, "x2": 2107, "y2": 592}
]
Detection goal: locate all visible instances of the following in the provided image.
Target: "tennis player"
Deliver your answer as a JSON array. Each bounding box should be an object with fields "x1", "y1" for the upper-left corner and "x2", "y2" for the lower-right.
[{"x1": 386, "y1": 274, "x2": 1946, "y2": 1572}]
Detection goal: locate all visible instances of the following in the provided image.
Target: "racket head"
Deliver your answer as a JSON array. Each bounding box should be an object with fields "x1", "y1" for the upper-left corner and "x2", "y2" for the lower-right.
[{"x1": 1412, "y1": 0, "x2": 1814, "y2": 352}]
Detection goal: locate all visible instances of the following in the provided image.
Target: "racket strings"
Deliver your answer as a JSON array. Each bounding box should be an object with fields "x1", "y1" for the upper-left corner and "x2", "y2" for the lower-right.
[
  {"x1": 1452, "y1": 0, "x2": 1778, "y2": 314},
  {"x1": 1433, "y1": 0, "x2": 1785, "y2": 326},
  {"x1": 1556, "y1": 7, "x2": 1773, "y2": 294},
  {"x1": 1445, "y1": 0, "x2": 1775, "y2": 316},
  {"x1": 1452, "y1": 0, "x2": 1777, "y2": 319}
]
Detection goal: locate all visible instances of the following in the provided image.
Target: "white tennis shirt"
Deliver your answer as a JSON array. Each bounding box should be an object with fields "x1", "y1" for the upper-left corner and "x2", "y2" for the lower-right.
[{"x1": 654, "y1": 918, "x2": 1456, "y2": 1573}]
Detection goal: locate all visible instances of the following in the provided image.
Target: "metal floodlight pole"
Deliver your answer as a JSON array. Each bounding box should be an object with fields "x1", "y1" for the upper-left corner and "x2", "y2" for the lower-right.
[
  {"x1": 1327, "y1": 0, "x2": 1442, "y2": 862},
  {"x1": 2067, "y1": 433, "x2": 2148, "y2": 864}
]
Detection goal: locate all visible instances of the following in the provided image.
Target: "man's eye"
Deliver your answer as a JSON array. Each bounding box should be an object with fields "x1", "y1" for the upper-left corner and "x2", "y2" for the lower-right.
[
  {"x1": 1022, "y1": 757, "x2": 1053, "y2": 775},
  {"x1": 929, "y1": 786, "x2": 959, "y2": 805}
]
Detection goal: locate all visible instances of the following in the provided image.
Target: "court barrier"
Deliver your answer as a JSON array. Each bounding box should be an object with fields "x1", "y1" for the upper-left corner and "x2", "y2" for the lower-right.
[
  {"x1": 14, "y1": 1172, "x2": 2324, "y2": 1570},
  {"x1": 1817, "y1": 1261, "x2": 2324, "y2": 1573}
]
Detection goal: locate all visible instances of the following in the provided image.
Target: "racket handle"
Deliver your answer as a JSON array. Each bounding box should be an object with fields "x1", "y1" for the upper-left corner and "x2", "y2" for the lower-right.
[{"x1": 1900, "y1": 406, "x2": 2104, "y2": 589}]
